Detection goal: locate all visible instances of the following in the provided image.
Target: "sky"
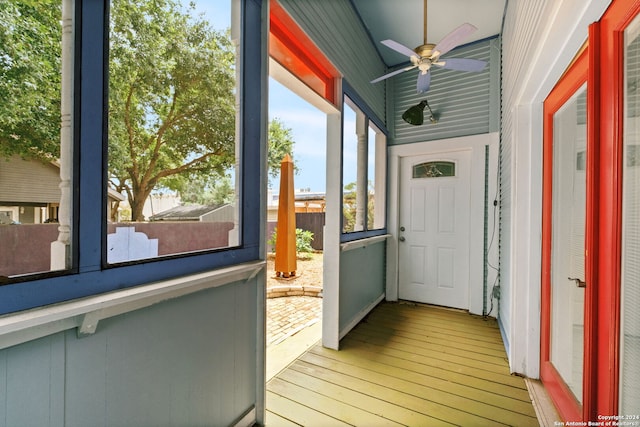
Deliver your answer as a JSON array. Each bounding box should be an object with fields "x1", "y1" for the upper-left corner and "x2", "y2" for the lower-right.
[
  {"x1": 192, "y1": 0, "x2": 334, "y2": 193},
  {"x1": 268, "y1": 79, "x2": 328, "y2": 192}
]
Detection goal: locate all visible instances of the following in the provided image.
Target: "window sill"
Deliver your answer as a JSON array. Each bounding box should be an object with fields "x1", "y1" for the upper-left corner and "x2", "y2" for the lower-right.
[
  {"x1": 340, "y1": 234, "x2": 390, "y2": 252},
  {"x1": 0, "y1": 260, "x2": 265, "y2": 350}
]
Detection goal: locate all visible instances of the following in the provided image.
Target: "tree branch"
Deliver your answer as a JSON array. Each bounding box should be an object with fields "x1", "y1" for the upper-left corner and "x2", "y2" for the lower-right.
[{"x1": 124, "y1": 80, "x2": 139, "y2": 181}]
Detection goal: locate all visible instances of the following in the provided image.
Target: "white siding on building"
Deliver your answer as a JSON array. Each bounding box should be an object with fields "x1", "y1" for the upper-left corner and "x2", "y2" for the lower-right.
[
  {"x1": 0, "y1": 156, "x2": 61, "y2": 204},
  {"x1": 500, "y1": 0, "x2": 610, "y2": 377}
]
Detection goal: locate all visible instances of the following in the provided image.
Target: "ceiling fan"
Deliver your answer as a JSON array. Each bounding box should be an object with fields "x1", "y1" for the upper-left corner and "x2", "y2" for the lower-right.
[{"x1": 370, "y1": 0, "x2": 487, "y2": 93}]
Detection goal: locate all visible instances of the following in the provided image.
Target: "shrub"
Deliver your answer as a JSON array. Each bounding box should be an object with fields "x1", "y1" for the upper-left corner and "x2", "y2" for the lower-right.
[{"x1": 269, "y1": 227, "x2": 314, "y2": 256}]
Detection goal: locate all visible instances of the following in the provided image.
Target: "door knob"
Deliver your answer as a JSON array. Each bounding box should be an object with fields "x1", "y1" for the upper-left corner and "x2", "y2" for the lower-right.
[
  {"x1": 568, "y1": 277, "x2": 586, "y2": 288},
  {"x1": 399, "y1": 236, "x2": 406, "y2": 242}
]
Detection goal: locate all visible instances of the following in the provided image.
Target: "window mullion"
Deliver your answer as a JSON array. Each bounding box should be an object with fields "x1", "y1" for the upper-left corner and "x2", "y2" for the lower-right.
[{"x1": 77, "y1": 0, "x2": 108, "y2": 272}]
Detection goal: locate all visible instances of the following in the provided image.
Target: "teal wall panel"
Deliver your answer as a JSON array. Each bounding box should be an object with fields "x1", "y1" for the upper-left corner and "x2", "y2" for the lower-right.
[
  {"x1": 0, "y1": 279, "x2": 259, "y2": 427},
  {"x1": 2, "y1": 335, "x2": 65, "y2": 427},
  {"x1": 339, "y1": 241, "x2": 386, "y2": 333}
]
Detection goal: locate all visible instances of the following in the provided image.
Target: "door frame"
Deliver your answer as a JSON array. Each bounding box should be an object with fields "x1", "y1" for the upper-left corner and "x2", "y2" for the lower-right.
[
  {"x1": 386, "y1": 133, "x2": 499, "y2": 316},
  {"x1": 541, "y1": 46, "x2": 596, "y2": 422},
  {"x1": 540, "y1": 0, "x2": 640, "y2": 420}
]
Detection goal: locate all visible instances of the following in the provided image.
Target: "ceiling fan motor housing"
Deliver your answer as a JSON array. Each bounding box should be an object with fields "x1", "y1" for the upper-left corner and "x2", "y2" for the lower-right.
[{"x1": 414, "y1": 43, "x2": 437, "y2": 58}]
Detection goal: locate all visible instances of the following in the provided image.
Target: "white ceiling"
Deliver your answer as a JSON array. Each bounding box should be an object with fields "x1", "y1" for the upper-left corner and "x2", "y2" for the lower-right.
[{"x1": 352, "y1": 0, "x2": 506, "y2": 66}]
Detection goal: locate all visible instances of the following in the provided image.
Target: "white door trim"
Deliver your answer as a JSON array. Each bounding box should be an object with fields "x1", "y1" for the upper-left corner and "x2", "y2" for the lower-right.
[{"x1": 387, "y1": 133, "x2": 499, "y2": 316}]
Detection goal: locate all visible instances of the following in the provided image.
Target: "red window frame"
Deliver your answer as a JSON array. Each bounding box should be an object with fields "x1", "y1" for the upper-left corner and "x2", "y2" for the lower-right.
[
  {"x1": 594, "y1": 0, "x2": 640, "y2": 417},
  {"x1": 268, "y1": 0, "x2": 340, "y2": 107}
]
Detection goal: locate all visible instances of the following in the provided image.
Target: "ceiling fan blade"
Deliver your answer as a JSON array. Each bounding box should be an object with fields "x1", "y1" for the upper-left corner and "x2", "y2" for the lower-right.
[
  {"x1": 416, "y1": 70, "x2": 431, "y2": 93},
  {"x1": 436, "y1": 58, "x2": 487, "y2": 72},
  {"x1": 380, "y1": 39, "x2": 419, "y2": 60},
  {"x1": 371, "y1": 64, "x2": 417, "y2": 84},
  {"x1": 433, "y1": 23, "x2": 477, "y2": 57}
]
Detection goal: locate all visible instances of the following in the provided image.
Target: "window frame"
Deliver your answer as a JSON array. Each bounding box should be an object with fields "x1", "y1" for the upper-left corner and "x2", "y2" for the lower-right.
[
  {"x1": 340, "y1": 82, "x2": 388, "y2": 243},
  {"x1": 0, "y1": 0, "x2": 265, "y2": 315}
]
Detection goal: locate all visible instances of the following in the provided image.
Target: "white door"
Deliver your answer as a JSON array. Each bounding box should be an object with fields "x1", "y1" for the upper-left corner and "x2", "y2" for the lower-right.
[{"x1": 398, "y1": 151, "x2": 471, "y2": 309}]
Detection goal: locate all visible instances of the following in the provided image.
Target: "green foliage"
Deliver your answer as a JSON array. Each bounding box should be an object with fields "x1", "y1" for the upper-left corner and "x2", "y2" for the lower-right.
[
  {"x1": 342, "y1": 182, "x2": 357, "y2": 232},
  {"x1": 268, "y1": 117, "x2": 299, "y2": 184},
  {"x1": 295, "y1": 228, "x2": 314, "y2": 253},
  {"x1": 178, "y1": 174, "x2": 234, "y2": 206},
  {"x1": 342, "y1": 181, "x2": 376, "y2": 232},
  {"x1": 0, "y1": 0, "x2": 62, "y2": 160},
  {"x1": 178, "y1": 117, "x2": 298, "y2": 204},
  {"x1": 269, "y1": 227, "x2": 315, "y2": 255},
  {"x1": 0, "y1": 0, "x2": 302, "y2": 221},
  {"x1": 108, "y1": 0, "x2": 237, "y2": 220}
]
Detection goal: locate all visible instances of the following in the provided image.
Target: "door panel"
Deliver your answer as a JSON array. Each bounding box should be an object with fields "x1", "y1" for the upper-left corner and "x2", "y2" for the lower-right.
[
  {"x1": 541, "y1": 48, "x2": 590, "y2": 422},
  {"x1": 398, "y1": 151, "x2": 471, "y2": 309}
]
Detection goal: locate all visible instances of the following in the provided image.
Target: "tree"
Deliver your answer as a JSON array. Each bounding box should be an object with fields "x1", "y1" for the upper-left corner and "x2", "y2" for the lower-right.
[
  {"x1": 268, "y1": 117, "x2": 298, "y2": 184},
  {"x1": 178, "y1": 174, "x2": 234, "y2": 206},
  {"x1": 177, "y1": 117, "x2": 298, "y2": 206},
  {"x1": 108, "y1": 0, "x2": 237, "y2": 221},
  {"x1": 342, "y1": 181, "x2": 376, "y2": 232},
  {"x1": 2, "y1": 0, "x2": 300, "y2": 222},
  {"x1": 0, "y1": 0, "x2": 62, "y2": 161}
]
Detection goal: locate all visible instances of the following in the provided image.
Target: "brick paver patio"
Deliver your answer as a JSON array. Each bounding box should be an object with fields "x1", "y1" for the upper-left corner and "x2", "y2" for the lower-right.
[{"x1": 266, "y1": 296, "x2": 322, "y2": 347}]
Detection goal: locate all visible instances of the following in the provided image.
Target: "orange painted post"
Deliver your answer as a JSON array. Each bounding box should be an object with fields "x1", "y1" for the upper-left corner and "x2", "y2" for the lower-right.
[{"x1": 275, "y1": 154, "x2": 297, "y2": 278}]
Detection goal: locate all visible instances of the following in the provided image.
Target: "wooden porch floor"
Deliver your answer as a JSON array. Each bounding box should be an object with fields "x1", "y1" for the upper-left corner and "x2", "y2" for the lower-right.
[{"x1": 266, "y1": 301, "x2": 539, "y2": 426}]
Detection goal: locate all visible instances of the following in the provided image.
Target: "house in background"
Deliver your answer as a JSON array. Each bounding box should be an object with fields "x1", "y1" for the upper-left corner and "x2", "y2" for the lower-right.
[
  {"x1": 266, "y1": 188, "x2": 326, "y2": 221},
  {"x1": 149, "y1": 203, "x2": 236, "y2": 223},
  {"x1": 0, "y1": 156, "x2": 124, "y2": 223},
  {"x1": 0, "y1": 156, "x2": 61, "y2": 223},
  {"x1": 0, "y1": 0, "x2": 638, "y2": 425}
]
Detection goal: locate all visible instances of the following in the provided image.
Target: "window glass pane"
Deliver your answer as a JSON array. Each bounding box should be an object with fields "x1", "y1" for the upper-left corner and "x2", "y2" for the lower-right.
[
  {"x1": 107, "y1": 0, "x2": 240, "y2": 263},
  {"x1": 342, "y1": 100, "x2": 359, "y2": 233},
  {"x1": 367, "y1": 124, "x2": 376, "y2": 230},
  {"x1": 550, "y1": 85, "x2": 586, "y2": 404},
  {"x1": 368, "y1": 123, "x2": 386, "y2": 230},
  {"x1": 621, "y1": 15, "x2": 640, "y2": 415},
  {"x1": 413, "y1": 161, "x2": 456, "y2": 178},
  {"x1": 342, "y1": 96, "x2": 386, "y2": 235},
  {"x1": 0, "y1": 0, "x2": 73, "y2": 277}
]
